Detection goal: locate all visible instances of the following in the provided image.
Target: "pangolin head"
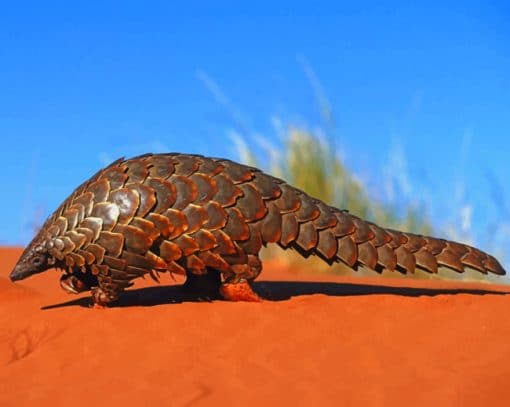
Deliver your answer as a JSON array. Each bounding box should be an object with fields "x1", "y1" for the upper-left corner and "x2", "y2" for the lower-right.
[
  {"x1": 10, "y1": 234, "x2": 54, "y2": 282},
  {"x1": 10, "y1": 228, "x2": 98, "y2": 294}
]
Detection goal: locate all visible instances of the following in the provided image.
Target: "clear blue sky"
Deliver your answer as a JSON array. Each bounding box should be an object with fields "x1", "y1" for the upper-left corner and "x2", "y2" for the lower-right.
[{"x1": 1, "y1": 1, "x2": 509, "y2": 263}]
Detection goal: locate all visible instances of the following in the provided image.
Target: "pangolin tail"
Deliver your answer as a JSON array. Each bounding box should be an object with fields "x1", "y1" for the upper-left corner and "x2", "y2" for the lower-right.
[{"x1": 257, "y1": 178, "x2": 505, "y2": 276}]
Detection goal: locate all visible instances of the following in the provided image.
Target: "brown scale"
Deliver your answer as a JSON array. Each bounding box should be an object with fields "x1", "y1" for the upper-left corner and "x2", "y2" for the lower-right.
[{"x1": 10, "y1": 153, "x2": 506, "y2": 307}]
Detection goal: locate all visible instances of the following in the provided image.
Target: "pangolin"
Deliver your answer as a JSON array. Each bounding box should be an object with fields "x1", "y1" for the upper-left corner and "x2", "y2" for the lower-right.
[{"x1": 10, "y1": 153, "x2": 506, "y2": 306}]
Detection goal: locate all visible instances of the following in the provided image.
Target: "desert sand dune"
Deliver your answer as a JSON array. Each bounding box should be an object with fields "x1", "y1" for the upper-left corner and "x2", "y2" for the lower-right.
[{"x1": 1, "y1": 247, "x2": 510, "y2": 406}]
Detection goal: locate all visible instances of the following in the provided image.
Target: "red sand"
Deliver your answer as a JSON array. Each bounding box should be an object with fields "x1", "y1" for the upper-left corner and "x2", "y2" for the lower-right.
[{"x1": 1, "y1": 247, "x2": 510, "y2": 406}]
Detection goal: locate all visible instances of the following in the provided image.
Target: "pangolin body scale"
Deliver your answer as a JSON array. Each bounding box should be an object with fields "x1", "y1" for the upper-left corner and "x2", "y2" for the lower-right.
[{"x1": 10, "y1": 153, "x2": 506, "y2": 306}]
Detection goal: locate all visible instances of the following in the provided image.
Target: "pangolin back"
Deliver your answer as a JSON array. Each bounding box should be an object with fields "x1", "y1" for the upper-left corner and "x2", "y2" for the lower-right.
[{"x1": 12, "y1": 153, "x2": 506, "y2": 305}]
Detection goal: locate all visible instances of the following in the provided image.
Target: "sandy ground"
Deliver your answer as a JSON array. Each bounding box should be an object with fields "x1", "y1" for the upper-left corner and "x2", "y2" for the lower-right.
[{"x1": 1, "y1": 246, "x2": 510, "y2": 406}]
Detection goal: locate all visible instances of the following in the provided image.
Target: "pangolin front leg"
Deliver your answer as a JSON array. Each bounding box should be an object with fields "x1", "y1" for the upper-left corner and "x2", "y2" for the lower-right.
[
  {"x1": 59, "y1": 269, "x2": 118, "y2": 307},
  {"x1": 60, "y1": 273, "x2": 90, "y2": 294},
  {"x1": 90, "y1": 269, "x2": 134, "y2": 307}
]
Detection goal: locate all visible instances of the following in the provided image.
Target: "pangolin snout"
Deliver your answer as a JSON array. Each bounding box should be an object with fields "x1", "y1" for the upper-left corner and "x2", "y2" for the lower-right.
[{"x1": 10, "y1": 263, "x2": 32, "y2": 282}]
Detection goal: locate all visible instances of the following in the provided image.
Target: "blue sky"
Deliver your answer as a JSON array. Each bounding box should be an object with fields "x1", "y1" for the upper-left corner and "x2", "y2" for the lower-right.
[{"x1": 1, "y1": 1, "x2": 509, "y2": 264}]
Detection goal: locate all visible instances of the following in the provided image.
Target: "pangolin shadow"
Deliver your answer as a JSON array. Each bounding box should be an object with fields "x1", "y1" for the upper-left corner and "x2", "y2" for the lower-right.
[{"x1": 41, "y1": 281, "x2": 510, "y2": 309}]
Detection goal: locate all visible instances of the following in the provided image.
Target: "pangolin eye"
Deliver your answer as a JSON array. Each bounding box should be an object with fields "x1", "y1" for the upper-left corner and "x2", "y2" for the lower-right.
[{"x1": 32, "y1": 256, "x2": 43, "y2": 266}]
